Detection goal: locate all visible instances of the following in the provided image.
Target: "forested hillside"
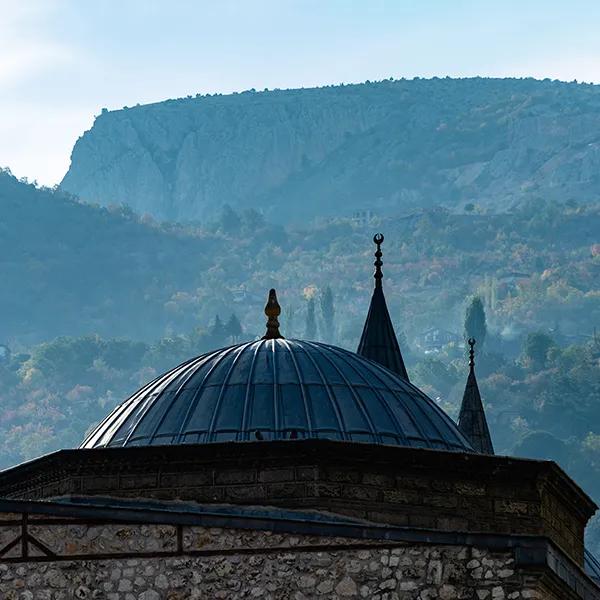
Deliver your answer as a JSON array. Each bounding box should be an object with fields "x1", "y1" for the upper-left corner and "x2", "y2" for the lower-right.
[
  {"x1": 1, "y1": 168, "x2": 600, "y2": 551},
  {"x1": 62, "y1": 77, "x2": 600, "y2": 223},
  {"x1": 2, "y1": 169, "x2": 599, "y2": 345},
  {"x1": 0, "y1": 170, "x2": 244, "y2": 342}
]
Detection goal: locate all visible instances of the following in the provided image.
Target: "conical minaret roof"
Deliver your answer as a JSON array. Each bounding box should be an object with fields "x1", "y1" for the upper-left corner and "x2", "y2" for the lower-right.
[
  {"x1": 357, "y1": 234, "x2": 409, "y2": 381},
  {"x1": 457, "y1": 338, "x2": 494, "y2": 454}
]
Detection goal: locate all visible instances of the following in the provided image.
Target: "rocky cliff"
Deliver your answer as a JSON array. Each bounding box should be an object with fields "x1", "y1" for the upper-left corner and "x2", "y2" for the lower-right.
[{"x1": 61, "y1": 78, "x2": 600, "y2": 223}]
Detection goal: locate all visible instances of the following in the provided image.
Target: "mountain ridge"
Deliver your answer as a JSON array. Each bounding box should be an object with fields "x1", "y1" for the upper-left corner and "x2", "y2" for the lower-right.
[{"x1": 61, "y1": 77, "x2": 600, "y2": 224}]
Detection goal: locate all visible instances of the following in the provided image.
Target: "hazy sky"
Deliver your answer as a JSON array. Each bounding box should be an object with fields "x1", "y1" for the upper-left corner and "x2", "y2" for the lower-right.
[{"x1": 2, "y1": 0, "x2": 600, "y2": 185}]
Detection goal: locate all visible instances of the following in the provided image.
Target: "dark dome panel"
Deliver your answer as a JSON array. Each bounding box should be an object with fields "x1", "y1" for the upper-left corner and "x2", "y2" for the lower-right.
[{"x1": 81, "y1": 340, "x2": 473, "y2": 452}]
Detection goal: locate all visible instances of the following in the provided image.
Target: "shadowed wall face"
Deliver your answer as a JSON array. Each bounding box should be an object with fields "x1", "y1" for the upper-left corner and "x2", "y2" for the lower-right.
[
  {"x1": 0, "y1": 441, "x2": 593, "y2": 567},
  {"x1": 0, "y1": 512, "x2": 575, "y2": 599}
]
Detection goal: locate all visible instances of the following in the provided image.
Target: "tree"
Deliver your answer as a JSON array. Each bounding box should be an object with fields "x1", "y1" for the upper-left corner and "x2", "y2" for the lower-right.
[
  {"x1": 397, "y1": 330, "x2": 411, "y2": 360},
  {"x1": 225, "y1": 314, "x2": 243, "y2": 343},
  {"x1": 512, "y1": 431, "x2": 568, "y2": 463},
  {"x1": 241, "y1": 208, "x2": 265, "y2": 232},
  {"x1": 210, "y1": 315, "x2": 226, "y2": 346},
  {"x1": 284, "y1": 305, "x2": 295, "y2": 338},
  {"x1": 305, "y1": 298, "x2": 317, "y2": 340},
  {"x1": 189, "y1": 327, "x2": 213, "y2": 354},
  {"x1": 522, "y1": 332, "x2": 555, "y2": 370},
  {"x1": 464, "y1": 296, "x2": 487, "y2": 349},
  {"x1": 320, "y1": 286, "x2": 335, "y2": 342},
  {"x1": 218, "y1": 204, "x2": 241, "y2": 234},
  {"x1": 143, "y1": 336, "x2": 191, "y2": 372}
]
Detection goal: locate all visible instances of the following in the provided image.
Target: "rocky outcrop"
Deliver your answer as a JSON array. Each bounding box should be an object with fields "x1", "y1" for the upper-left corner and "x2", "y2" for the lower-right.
[{"x1": 61, "y1": 78, "x2": 600, "y2": 223}]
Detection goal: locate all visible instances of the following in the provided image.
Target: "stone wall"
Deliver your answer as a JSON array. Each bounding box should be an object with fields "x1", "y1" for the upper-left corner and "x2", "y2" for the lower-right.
[
  {"x1": 0, "y1": 536, "x2": 547, "y2": 600},
  {"x1": 0, "y1": 503, "x2": 595, "y2": 599},
  {"x1": 0, "y1": 442, "x2": 593, "y2": 568}
]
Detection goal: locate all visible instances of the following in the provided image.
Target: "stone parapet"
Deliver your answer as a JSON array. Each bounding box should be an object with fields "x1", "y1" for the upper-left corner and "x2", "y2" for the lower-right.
[{"x1": 0, "y1": 440, "x2": 595, "y2": 566}]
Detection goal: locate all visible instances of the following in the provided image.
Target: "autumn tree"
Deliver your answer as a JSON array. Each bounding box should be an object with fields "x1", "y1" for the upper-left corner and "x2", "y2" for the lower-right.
[{"x1": 522, "y1": 332, "x2": 555, "y2": 370}]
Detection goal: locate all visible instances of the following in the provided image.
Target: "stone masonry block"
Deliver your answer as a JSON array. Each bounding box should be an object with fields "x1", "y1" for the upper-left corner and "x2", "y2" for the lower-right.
[{"x1": 215, "y1": 470, "x2": 256, "y2": 485}]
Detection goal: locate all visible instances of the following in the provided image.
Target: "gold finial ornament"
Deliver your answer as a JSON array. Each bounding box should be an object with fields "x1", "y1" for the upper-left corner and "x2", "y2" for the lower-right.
[{"x1": 262, "y1": 288, "x2": 284, "y2": 339}]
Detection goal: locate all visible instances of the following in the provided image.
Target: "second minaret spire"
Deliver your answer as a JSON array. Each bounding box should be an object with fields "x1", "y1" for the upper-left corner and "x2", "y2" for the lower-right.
[
  {"x1": 457, "y1": 338, "x2": 494, "y2": 454},
  {"x1": 357, "y1": 234, "x2": 409, "y2": 381}
]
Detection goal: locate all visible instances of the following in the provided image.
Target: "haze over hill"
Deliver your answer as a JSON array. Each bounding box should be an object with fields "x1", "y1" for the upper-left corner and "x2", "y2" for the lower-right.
[
  {"x1": 0, "y1": 169, "x2": 218, "y2": 342},
  {"x1": 61, "y1": 77, "x2": 600, "y2": 224},
  {"x1": 3, "y1": 166, "x2": 599, "y2": 349}
]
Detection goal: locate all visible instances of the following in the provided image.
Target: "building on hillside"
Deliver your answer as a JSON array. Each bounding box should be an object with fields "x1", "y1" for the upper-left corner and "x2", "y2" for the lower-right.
[
  {"x1": 351, "y1": 208, "x2": 377, "y2": 226},
  {"x1": 415, "y1": 326, "x2": 461, "y2": 353},
  {"x1": 0, "y1": 235, "x2": 598, "y2": 599},
  {"x1": 231, "y1": 284, "x2": 263, "y2": 305},
  {"x1": 495, "y1": 271, "x2": 531, "y2": 300}
]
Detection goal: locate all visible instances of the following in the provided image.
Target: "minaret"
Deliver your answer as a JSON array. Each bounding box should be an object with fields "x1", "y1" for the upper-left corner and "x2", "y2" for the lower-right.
[
  {"x1": 458, "y1": 338, "x2": 494, "y2": 454},
  {"x1": 357, "y1": 234, "x2": 409, "y2": 381}
]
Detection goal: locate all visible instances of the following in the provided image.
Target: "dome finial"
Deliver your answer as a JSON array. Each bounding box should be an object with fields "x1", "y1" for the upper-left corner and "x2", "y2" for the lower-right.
[
  {"x1": 262, "y1": 289, "x2": 284, "y2": 340},
  {"x1": 468, "y1": 338, "x2": 476, "y2": 371},
  {"x1": 373, "y1": 233, "x2": 384, "y2": 288}
]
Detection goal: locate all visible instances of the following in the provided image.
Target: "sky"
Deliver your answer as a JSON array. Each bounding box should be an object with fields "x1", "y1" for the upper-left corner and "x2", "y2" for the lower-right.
[{"x1": 2, "y1": 0, "x2": 600, "y2": 186}]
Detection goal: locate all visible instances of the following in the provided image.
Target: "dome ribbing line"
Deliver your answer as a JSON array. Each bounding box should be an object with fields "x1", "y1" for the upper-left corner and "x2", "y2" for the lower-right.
[{"x1": 80, "y1": 338, "x2": 473, "y2": 452}]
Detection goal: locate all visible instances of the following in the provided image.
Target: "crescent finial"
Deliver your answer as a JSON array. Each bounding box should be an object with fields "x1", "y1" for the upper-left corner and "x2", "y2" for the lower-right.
[
  {"x1": 372, "y1": 233, "x2": 384, "y2": 288},
  {"x1": 468, "y1": 338, "x2": 476, "y2": 369}
]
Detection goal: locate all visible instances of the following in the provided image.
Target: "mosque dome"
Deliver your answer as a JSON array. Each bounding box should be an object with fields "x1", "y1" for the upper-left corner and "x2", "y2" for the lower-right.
[{"x1": 81, "y1": 337, "x2": 473, "y2": 452}]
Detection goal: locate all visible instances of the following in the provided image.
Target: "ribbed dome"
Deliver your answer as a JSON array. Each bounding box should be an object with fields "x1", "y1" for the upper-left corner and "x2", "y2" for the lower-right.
[{"x1": 81, "y1": 339, "x2": 473, "y2": 452}]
